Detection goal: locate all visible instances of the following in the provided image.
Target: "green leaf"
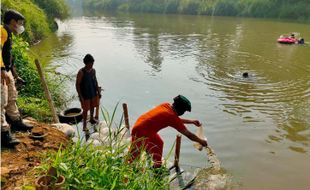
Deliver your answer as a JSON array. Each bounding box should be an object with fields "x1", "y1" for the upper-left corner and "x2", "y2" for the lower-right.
[
  {"x1": 59, "y1": 162, "x2": 69, "y2": 172},
  {"x1": 22, "y1": 186, "x2": 35, "y2": 190}
]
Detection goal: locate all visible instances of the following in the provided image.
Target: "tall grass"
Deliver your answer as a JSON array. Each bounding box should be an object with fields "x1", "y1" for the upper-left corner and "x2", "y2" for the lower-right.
[{"x1": 31, "y1": 105, "x2": 170, "y2": 189}]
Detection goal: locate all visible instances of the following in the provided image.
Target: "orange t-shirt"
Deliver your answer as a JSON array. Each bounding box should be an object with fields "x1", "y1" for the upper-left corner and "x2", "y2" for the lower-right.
[{"x1": 132, "y1": 103, "x2": 186, "y2": 136}]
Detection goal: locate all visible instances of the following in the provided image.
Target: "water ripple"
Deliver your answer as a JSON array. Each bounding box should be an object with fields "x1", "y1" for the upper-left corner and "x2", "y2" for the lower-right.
[{"x1": 194, "y1": 49, "x2": 310, "y2": 126}]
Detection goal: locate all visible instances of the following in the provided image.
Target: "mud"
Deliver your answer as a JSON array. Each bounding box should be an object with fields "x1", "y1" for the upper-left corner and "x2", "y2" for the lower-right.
[{"x1": 1, "y1": 119, "x2": 70, "y2": 190}]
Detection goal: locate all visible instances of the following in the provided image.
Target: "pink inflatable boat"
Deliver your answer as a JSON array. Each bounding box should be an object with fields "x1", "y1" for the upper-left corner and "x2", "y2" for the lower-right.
[{"x1": 277, "y1": 37, "x2": 297, "y2": 44}]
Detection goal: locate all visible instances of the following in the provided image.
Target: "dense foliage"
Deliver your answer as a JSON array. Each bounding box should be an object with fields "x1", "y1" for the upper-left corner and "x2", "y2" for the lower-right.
[
  {"x1": 32, "y1": 0, "x2": 70, "y2": 31},
  {"x1": 1, "y1": 0, "x2": 69, "y2": 43},
  {"x1": 1, "y1": 0, "x2": 50, "y2": 43},
  {"x1": 12, "y1": 36, "x2": 68, "y2": 121},
  {"x1": 80, "y1": 0, "x2": 310, "y2": 21},
  {"x1": 1, "y1": 0, "x2": 70, "y2": 121},
  {"x1": 33, "y1": 0, "x2": 70, "y2": 20}
]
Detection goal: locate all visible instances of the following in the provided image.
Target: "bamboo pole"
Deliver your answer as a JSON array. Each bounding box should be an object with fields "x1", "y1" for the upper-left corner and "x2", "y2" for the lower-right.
[
  {"x1": 95, "y1": 86, "x2": 102, "y2": 120},
  {"x1": 122, "y1": 103, "x2": 130, "y2": 130},
  {"x1": 35, "y1": 59, "x2": 59, "y2": 123},
  {"x1": 174, "y1": 135, "x2": 182, "y2": 170}
]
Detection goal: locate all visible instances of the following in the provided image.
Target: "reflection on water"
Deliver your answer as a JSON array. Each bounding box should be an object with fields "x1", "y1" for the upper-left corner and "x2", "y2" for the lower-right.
[
  {"x1": 31, "y1": 12, "x2": 310, "y2": 190},
  {"x1": 134, "y1": 32, "x2": 163, "y2": 74},
  {"x1": 31, "y1": 31, "x2": 74, "y2": 68}
]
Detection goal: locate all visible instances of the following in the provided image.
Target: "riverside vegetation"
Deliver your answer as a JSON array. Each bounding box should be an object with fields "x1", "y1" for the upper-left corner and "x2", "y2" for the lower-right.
[
  {"x1": 1, "y1": 0, "x2": 70, "y2": 121},
  {"x1": 79, "y1": 0, "x2": 310, "y2": 22},
  {"x1": 23, "y1": 106, "x2": 171, "y2": 189},
  {"x1": 2, "y1": 1, "x2": 170, "y2": 189},
  {"x1": 3, "y1": 1, "x2": 308, "y2": 189}
]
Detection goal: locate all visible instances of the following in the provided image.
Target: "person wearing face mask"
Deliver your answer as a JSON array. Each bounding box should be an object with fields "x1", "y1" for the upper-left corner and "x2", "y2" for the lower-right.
[
  {"x1": 1, "y1": 10, "x2": 33, "y2": 148},
  {"x1": 128, "y1": 95, "x2": 208, "y2": 169}
]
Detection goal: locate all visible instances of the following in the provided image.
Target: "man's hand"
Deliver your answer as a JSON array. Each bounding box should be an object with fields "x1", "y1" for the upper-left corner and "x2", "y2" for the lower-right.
[
  {"x1": 192, "y1": 120, "x2": 201, "y2": 127},
  {"x1": 200, "y1": 139, "x2": 208, "y2": 147},
  {"x1": 98, "y1": 86, "x2": 102, "y2": 99},
  {"x1": 16, "y1": 76, "x2": 25, "y2": 84},
  {"x1": 16, "y1": 76, "x2": 26, "y2": 86},
  {"x1": 1, "y1": 70, "x2": 10, "y2": 85}
]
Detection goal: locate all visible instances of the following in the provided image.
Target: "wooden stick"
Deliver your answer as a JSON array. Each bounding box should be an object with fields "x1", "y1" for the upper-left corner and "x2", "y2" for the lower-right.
[
  {"x1": 122, "y1": 103, "x2": 130, "y2": 130},
  {"x1": 35, "y1": 59, "x2": 59, "y2": 123},
  {"x1": 95, "y1": 86, "x2": 102, "y2": 120},
  {"x1": 174, "y1": 135, "x2": 182, "y2": 170}
]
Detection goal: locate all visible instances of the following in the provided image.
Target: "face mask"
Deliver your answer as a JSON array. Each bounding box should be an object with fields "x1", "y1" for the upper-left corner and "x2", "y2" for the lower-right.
[{"x1": 15, "y1": 25, "x2": 25, "y2": 34}]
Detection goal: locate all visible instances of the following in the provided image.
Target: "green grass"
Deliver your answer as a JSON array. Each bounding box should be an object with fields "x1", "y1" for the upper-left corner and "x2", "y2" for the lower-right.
[
  {"x1": 12, "y1": 35, "x2": 69, "y2": 122},
  {"x1": 37, "y1": 140, "x2": 169, "y2": 189},
  {"x1": 29, "y1": 105, "x2": 170, "y2": 189}
]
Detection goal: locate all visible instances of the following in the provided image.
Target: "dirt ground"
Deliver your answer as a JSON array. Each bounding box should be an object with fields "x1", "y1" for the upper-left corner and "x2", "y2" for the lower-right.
[{"x1": 1, "y1": 120, "x2": 70, "y2": 190}]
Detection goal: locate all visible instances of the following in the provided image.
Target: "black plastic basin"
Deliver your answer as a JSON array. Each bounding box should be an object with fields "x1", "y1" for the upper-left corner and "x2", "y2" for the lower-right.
[{"x1": 58, "y1": 108, "x2": 83, "y2": 124}]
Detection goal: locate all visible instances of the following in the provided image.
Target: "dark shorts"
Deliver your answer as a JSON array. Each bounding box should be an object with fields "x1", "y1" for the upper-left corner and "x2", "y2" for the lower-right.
[{"x1": 81, "y1": 96, "x2": 99, "y2": 111}]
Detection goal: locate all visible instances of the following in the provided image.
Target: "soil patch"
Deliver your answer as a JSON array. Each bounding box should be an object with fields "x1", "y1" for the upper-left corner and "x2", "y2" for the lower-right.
[{"x1": 1, "y1": 120, "x2": 70, "y2": 189}]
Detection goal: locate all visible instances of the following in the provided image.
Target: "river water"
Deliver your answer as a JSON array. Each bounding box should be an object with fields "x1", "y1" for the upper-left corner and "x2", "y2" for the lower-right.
[{"x1": 31, "y1": 12, "x2": 310, "y2": 190}]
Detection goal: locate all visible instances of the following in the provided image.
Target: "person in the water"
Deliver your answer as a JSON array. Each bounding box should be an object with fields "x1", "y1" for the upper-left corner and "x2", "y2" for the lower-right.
[
  {"x1": 298, "y1": 38, "x2": 305, "y2": 44},
  {"x1": 242, "y1": 72, "x2": 249, "y2": 78}
]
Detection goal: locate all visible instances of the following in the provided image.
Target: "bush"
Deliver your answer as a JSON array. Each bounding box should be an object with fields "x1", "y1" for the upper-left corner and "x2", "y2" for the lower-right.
[
  {"x1": 17, "y1": 97, "x2": 52, "y2": 121},
  {"x1": 33, "y1": 0, "x2": 70, "y2": 20},
  {"x1": 1, "y1": 0, "x2": 69, "y2": 42},
  {"x1": 178, "y1": 0, "x2": 200, "y2": 15},
  {"x1": 12, "y1": 36, "x2": 68, "y2": 122},
  {"x1": 213, "y1": 0, "x2": 239, "y2": 16},
  {"x1": 12, "y1": 36, "x2": 43, "y2": 98},
  {"x1": 165, "y1": 0, "x2": 179, "y2": 14},
  {"x1": 2, "y1": 0, "x2": 70, "y2": 121}
]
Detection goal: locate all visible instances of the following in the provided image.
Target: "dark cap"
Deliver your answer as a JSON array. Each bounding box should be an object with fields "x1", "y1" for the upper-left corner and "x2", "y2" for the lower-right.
[
  {"x1": 173, "y1": 95, "x2": 191, "y2": 112},
  {"x1": 3, "y1": 10, "x2": 25, "y2": 24}
]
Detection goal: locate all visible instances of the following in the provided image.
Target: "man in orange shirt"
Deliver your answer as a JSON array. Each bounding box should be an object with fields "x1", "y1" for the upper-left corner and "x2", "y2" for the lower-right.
[{"x1": 129, "y1": 95, "x2": 208, "y2": 168}]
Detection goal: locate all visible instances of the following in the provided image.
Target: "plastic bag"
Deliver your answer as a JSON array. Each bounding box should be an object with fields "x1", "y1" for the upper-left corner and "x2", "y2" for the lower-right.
[{"x1": 193, "y1": 125, "x2": 207, "y2": 151}]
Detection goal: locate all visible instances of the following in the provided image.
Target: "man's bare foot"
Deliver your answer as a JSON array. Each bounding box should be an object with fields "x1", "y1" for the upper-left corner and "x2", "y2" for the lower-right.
[{"x1": 89, "y1": 118, "x2": 99, "y2": 125}]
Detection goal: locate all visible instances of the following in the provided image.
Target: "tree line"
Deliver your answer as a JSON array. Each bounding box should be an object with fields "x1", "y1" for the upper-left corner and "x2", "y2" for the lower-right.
[{"x1": 78, "y1": 0, "x2": 310, "y2": 21}]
